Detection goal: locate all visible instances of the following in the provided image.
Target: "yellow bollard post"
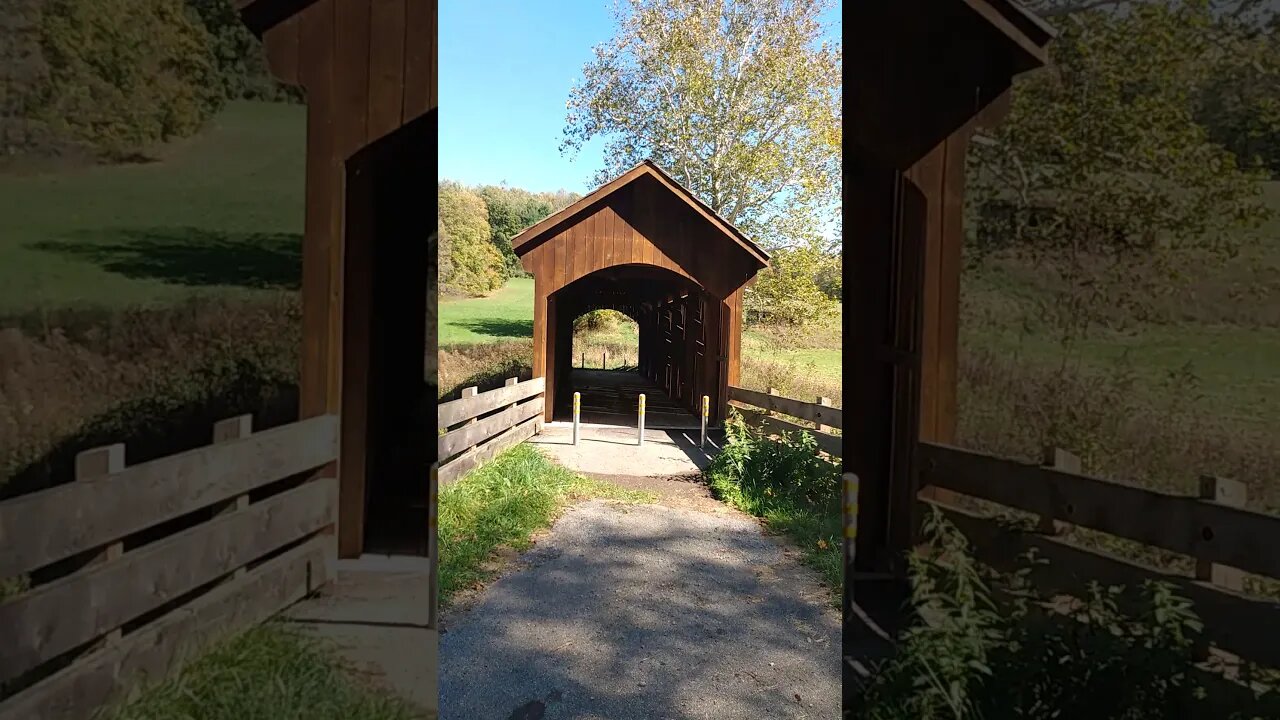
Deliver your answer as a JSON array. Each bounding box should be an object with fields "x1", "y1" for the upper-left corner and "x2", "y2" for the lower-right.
[
  {"x1": 638, "y1": 394, "x2": 646, "y2": 446},
  {"x1": 572, "y1": 392, "x2": 581, "y2": 446},
  {"x1": 700, "y1": 395, "x2": 709, "y2": 448}
]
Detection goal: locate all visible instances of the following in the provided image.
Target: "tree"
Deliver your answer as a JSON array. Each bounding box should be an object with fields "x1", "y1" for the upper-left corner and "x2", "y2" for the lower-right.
[
  {"x1": 743, "y1": 240, "x2": 835, "y2": 325},
  {"x1": 476, "y1": 184, "x2": 555, "y2": 278},
  {"x1": 562, "y1": 0, "x2": 841, "y2": 252},
  {"x1": 438, "y1": 181, "x2": 505, "y2": 296},
  {"x1": 968, "y1": 0, "x2": 1271, "y2": 350},
  {"x1": 184, "y1": 0, "x2": 299, "y2": 102},
  {"x1": 37, "y1": 0, "x2": 224, "y2": 160}
]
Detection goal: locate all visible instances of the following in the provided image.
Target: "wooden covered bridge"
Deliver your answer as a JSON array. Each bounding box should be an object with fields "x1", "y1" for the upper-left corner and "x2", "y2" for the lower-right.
[{"x1": 511, "y1": 160, "x2": 770, "y2": 428}]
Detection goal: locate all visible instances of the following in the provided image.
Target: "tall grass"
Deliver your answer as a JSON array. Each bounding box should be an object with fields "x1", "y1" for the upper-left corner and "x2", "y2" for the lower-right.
[
  {"x1": 104, "y1": 624, "x2": 423, "y2": 720},
  {"x1": 438, "y1": 444, "x2": 652, "y2": 604}
]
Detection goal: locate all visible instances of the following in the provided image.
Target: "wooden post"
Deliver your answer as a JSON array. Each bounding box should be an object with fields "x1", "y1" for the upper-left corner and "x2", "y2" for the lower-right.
[
  {"x1": 75, "y1": 443, "x2": 125, "y2": 646},
  {"x1": 817, "y1": 396, "x2": 833, "y2": 433},
  {"x1": 1195, "y1": 474, "x2": 1247, "y2": 673},
  {"x1": 428, "y1": 462, "x2": 439, "y2": 630},
  {"x1": 1038, "y1": 447, "x2": 1080, "y2": 535},
  {"x1": 462, "y1": 387, "x2": 478, "y2": 427},
  {"x1": 603, "y1": 350, "x2": 607, "y2": 370},
  {"x1": 1197, "y1": 475, "x2": 1246, "y2": 590},
  {"x1": 213, "y1": 415, "x2": 253, "y2": 578},
  {"x1": 504, "y1": 377, "x2": 518, "y2": 411},
  {"x1": 768, "y1": 387, "x2": 779, "y2": 418}
]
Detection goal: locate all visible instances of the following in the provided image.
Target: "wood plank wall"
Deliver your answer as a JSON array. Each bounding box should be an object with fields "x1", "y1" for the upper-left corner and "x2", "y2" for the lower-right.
[
  {"x1": 261, "y1": 0, "x2": 437, "y2": 558},
  {"x1": 524, "y1": 177, "x2": 757, "y2": 423}
]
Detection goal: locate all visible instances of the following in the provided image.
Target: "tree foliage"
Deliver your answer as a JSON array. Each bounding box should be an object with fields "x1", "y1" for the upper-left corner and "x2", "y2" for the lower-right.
[
  {"x1": 36, "y1": 0, "x2": 224, "y2": 160},
  {"x1": 969, "y1": 0, "x2": 1271, "y2": 347},
  {"x1": 184, "y1": 0, "x2": 299, "y2": 103},
  {"x1": 743, "y1": 241, "x2": 836, "y2": 325},
  {"x1": 476, "y1": 185, "x2": 555, "y2": 278},
  {"x1": 562, "y1": 0, "x2": 841, "y2": 252},
  {"x1": 438, "y1": 181, "x2": 505, "y2": 296}
]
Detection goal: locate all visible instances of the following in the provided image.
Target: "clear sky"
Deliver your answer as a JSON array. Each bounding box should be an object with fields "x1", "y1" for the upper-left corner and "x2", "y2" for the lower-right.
[{"x1": 439, "y1": 1, "x2": 841, "y2": 194}]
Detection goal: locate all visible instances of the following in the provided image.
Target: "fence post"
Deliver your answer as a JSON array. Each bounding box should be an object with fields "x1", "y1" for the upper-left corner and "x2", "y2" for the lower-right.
[
  {"x1": 844, "y1": 472, "x2": 858, "y2": 579},
  {"x1": 581, "y1": 352, "x2": 585, "y2": 369},
  {"x1": 817, "y1": 396, "x2": 833, "y2": 433},
  {"x1": 505, "y1": 377, "x2": 518, "y2": 412},
  {"x1": 428, "y1": 463, "x2": 439, "y2": 628},
  {"x1": 768, "y1": 387, "x2": 779, "y2": 418},
  {"x1": 638, "y1": 394, "x2": 646, "y2": 446},
  {"x1": 76, "y1": 443, "x2": 125, "y2": 646},
  {"x1": 1195, "y1": 474, "x2": 1247, "y2": 674},
  {"x1": 1038, "y1": 447, "x2": 1080, "y2": 535},
  {"x1": 603, "y1": 350, "x2": 607, "y2": 370},
  {"x1": 573, "y1": 392, "x2": 581, "y2": 446},
  {"x1": 700, "y1": 395, "x2": 709, "y2": 448},
  {"x1": 213, "y1": 415, "x2": 253, "y2": 578},
  {"x1": 461, "y1": 386, "x2": 478, "y2": 428}
]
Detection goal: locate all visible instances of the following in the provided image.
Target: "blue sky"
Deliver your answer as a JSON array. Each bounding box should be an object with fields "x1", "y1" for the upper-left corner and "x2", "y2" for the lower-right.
[{"x1": 439, "y1": 1, "x2": 841, "y2": 194}]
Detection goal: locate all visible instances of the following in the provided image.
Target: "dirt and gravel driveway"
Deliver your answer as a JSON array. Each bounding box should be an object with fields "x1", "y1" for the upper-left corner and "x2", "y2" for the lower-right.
[{"x1": 438, "y1": 468, "x2": 841, "y2": 720}]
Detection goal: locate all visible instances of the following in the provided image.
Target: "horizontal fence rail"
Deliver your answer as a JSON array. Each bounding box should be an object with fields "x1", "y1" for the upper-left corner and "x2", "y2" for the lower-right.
[
  {"x1": 918, "y1": 441, "x2": 1280, "y2": 671},
  {"x1": 0, "y1": 414, "x2": 340, "y2": 720},
  {"x1": 438, "y1": 377, "x2": 545, "y2": 486},
  {"x1": 727, "y1": 386, "x2": 842, "y2": 457}
]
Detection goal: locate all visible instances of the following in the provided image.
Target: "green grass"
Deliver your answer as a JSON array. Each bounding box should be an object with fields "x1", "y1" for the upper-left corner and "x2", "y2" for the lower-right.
[
  {"x1": 438, "y1": 278, "x2": 536, "y2": 345},
  {"x1": 104, "y1": 624, "x2": 422, "y2": 720},
  {"x1": 438, "y1": 443, "x2": 652, "y2": 604},
  {"x1": 0, "y1": 101, "x2": 306, "y2": 314}
]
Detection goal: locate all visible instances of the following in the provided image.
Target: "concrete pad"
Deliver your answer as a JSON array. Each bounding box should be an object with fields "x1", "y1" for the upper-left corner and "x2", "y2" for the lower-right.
[
  {"x1": 530, "y1": 425, "x2": 726, "y2": 477},
  {"x1": 286, "y1": 559, "x2": 438, "y2": 718}
]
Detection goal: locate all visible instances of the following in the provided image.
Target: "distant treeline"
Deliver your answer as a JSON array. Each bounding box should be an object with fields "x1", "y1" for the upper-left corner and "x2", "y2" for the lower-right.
[
  {"x1": 0, "y1": 0, "x2": 294, "y2": 163},
  {"x1": 438, "y1": 181, "x2": 581, "y2": 297}
]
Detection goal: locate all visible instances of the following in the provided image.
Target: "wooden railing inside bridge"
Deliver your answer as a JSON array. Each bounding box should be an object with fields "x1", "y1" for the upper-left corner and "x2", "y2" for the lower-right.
[
  {"x1": 0, "y1": 414, "x2": 340, "y2": 720},
  {"x1": 918, "y1": 441, "x2": 1280, "y2": 676}
]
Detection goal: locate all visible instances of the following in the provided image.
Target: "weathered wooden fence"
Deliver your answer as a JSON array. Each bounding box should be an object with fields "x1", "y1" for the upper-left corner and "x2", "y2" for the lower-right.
[
  {"x1": 727, "y1": 385, "x2": 842, "y2": 457},
  {"x1": 0, "y1": 414, "x2": 340, "y2": 720},
  {"x1": 438, "y1": 377, "x2": 545, "y2": 485},
  {"x1": 918, "y1": 441, "x2": 1280, "y2": 673}
]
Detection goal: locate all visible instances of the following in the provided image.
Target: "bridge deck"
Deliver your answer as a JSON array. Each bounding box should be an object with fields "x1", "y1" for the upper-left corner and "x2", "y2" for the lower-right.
[{"x1": 554, "y1": 369, "x2": 702, "y2": 429}]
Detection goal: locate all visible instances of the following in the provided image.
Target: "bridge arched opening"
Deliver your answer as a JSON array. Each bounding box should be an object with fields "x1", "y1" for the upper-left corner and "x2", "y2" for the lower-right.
[{"x1": 549, "y1": 263, "x2": 719, "y2": 428}]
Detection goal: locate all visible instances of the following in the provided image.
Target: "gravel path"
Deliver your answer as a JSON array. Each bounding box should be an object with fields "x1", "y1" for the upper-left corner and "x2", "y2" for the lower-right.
[{"x1": 439, "y1": 492, "x2": 840, "y2": 720}]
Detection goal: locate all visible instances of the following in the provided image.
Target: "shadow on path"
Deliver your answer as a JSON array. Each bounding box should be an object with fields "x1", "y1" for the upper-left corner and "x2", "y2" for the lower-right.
[{"x1": 439, "y1": 500, "x2": 840, "y2": 720}]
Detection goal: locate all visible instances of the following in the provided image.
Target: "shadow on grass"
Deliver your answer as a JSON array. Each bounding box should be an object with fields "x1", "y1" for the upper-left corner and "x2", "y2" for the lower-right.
[
  {"x1": 31, "y1": 227, "x2": 302, "y2": 290},
  {"x1": 451, "y1": 318, "x2": 534, "y2": 339}
]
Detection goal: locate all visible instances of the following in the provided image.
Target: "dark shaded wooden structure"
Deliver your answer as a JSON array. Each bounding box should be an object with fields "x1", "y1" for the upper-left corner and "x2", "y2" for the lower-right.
[
  {"x1": 511, "y1": 161, "x2": 769, "y2": 425},
  {"x1": 238, "y1": 0, "x2": 437, "y2": 559},
  {"x1": 847, "y1": 0, "x2": 1053, "y2": 576}
]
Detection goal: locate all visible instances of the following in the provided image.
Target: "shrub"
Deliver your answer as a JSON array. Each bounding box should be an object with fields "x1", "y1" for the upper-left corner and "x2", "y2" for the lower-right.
[
  {"x1": 706, "y1": 412, "x2": 841, "y2": 595},
  {"x1": 858, "y1": 507, "x2": 1280, "y2": 719}
]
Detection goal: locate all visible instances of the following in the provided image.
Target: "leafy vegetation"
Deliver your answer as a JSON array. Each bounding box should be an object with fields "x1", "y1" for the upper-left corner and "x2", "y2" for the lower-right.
[
  {"x1": 37, "y1": 0, "x2": 225, "y2": 161},
  {"x1": 437, "y1": 443, "x2": 652, "y2": 604},
  {"x1": 705, "y1": 412, "x2": 841, "y2": 599},
  {"x1": 438, "y1": 181, "x2": 506, "y2": 296},
  {"x1": 859, "y1": 507, "x2": 1280, "y2": 720},
  {"x1": 103, "y1": 624, "x2": 423, "y2": 720}
]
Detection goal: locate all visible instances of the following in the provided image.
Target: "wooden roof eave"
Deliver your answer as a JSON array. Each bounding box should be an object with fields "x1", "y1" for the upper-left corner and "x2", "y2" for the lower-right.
[
  {"x1": 962, "y1": 0, "x2": 1056, "y2": 74},
  {"x1": 234, "y1": 0, "x2": 317, "y2": 38},
  {"x1": 510, "y1": 161, "x2": 771, "y2": 270}
]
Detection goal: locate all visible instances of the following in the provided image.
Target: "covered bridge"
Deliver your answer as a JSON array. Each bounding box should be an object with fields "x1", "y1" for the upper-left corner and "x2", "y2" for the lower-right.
[{"x1": 511, "y1": 160, "x2": 769, "y2": 426}]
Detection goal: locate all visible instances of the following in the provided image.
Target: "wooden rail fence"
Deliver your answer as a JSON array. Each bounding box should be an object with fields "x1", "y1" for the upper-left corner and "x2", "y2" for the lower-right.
[
  {"x1": 0, "y1": 414, "x2": 340, "y2": 720},
  {"x1": 727, "y1": 385, "x2": 842, "y2": 457},
  {"x1": 918, "y1": 441, "x2": 1280, "y2": 672},
  {"x1": 438, "y1": 377, "x2": 545, "y2": 486}
]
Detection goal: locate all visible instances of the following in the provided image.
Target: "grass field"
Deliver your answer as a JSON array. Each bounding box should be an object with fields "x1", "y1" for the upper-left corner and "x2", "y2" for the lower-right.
[{"x1": 0, "y1": 101, "x2": 305, "y2": 315}]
